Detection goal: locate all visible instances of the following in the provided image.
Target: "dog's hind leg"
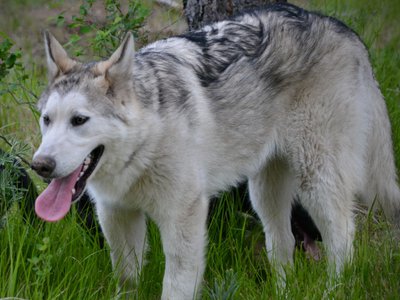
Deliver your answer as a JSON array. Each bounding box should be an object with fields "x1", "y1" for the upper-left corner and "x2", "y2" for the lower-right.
[
  {"x1": 96, "y1": 204, "x2": 147, "y2": 286},
  {"x1": 248, "y1": 157, "x2": 296, "y2": 276},
  {"x1": 292, "y1": 144, "x2": 356, "y2": 275}
]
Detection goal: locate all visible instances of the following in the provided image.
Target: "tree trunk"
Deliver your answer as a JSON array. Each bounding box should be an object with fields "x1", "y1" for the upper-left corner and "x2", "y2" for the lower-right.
[{"x1": 184, "y1": 0, "x2": 286, "y2": 30}]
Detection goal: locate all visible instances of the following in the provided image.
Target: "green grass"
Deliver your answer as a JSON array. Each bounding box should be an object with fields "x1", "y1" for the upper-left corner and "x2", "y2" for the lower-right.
[{"x1": 1, "y1": 0, "x2": 400, "y2": 299}]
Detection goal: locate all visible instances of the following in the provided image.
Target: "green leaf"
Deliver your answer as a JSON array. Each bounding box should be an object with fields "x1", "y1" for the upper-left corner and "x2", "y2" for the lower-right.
[
  {"x1": 79, "y1": 25, "x2": 93, "y2": 34},
  {"x1": 79, "y1": 4, "x2": 88, "y2": 16},
  {"x1": 113, "y1": 15, "x2": 122, "y2": 25},
  {"x1": 69, "y1": 34, "x2": 81, "y2": 44},
  {"x1": 5, "y1": 53, "x2": 17, "y2": 68},
  {"x1": 56, "y1": 14, "x2": 65, "y2": 27},
  {"x1": 28, "y1": 256, "x2": 40, "y2": 265}
]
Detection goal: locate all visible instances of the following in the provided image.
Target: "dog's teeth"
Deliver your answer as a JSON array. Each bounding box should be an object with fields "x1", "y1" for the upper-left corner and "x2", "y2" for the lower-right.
[
  {"x1": 85, "y1": 157, "x2": 91, "y2": 165},
  {"x1": 80, "y1": 172, "x2": 84, "y2": 177},
  {"x1": 83, "y1": 165, "x2": 89, "y2": 171},
  {"x1": 72, "y1": 188, "x2": 76, "y2": 195}
]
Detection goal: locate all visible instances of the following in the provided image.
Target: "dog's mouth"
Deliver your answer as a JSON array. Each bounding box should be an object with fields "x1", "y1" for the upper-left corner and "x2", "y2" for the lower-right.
[
  {"x1": 35, "y1": 145, "x2": 104, "y2": 222},
  {"x1": 72, "y1": 145, "x2": 104, "y2": 202}
]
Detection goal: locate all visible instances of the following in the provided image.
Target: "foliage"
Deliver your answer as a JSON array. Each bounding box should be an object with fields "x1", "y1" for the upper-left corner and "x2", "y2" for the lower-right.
[
  {"x1": 0, "y1": 34, "x2": 22, "y2": 82},
  {"x1": 0, "y1": 33, "x2": 29, "y2": 100},
  {"x1": 54, "y1": 0, "x2": 149, "y2": 58}
]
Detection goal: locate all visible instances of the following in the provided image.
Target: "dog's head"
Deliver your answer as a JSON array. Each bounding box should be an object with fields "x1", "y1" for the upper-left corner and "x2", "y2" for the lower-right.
[{"x1": 32, "y1": 32, "x2": 141, "y2": 222}]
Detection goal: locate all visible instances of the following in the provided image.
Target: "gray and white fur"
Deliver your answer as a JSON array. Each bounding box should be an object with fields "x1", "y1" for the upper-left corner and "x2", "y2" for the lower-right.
[{"x1": 32, "y1": 3, "x2": 400, "y2": 299}]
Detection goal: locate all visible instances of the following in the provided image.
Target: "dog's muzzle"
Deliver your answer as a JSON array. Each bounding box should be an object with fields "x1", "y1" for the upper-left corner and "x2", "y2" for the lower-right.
[{"x1": 31, "y1": 155, "x2": 56, "y2": 178}]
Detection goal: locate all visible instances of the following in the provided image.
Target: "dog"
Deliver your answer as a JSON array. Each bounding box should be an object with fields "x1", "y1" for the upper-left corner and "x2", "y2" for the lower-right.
[{"x1": 31, "y1": 3, "x2": 400, "y2": 299}]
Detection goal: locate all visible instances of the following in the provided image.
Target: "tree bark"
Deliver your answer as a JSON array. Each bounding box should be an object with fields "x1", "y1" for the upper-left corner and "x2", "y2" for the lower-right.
[{"x1": 184, "y1": 0, "x2": 286, "y2": 30}]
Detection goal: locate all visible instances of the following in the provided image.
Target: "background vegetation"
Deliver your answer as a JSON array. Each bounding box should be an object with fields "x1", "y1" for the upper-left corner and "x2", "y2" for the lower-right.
[{"x1": 0, "y1": 0, "x2": 399, "y2": 299}]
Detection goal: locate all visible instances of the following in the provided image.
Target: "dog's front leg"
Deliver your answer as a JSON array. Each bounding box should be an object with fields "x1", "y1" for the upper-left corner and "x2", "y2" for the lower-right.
[
  {"x1": 155, "y1": 195, "x2": 209, "y2": 300},
  {"x1": 96, "y1": 203, "x2": 147, "y2": 286}
]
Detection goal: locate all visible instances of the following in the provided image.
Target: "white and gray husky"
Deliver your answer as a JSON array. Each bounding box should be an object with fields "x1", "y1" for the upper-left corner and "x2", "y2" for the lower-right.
[{"x1": 31, "y1": 3, "x2": 400, "y2": 299}]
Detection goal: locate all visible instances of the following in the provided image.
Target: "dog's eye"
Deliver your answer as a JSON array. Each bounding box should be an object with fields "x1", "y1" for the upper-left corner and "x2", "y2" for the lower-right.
[
  {"x1": 43, "y1": 115, "x2": 50, "y2": 126},
  {"x1": 71, "y1": 115, "x2": 90, "y2": 127}
]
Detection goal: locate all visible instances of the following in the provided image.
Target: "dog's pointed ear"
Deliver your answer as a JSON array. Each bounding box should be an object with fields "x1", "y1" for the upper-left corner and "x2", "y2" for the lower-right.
[
  {"x1": 94, "y1": 32, "x2": 135, "y2": 77},
  {"x1": 44, "y1": 31, "x2": 77, "y2": 81}
]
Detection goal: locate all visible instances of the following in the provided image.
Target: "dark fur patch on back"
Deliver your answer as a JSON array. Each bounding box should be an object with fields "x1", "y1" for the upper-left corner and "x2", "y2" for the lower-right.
[
  {"x1": 181, "y1": 19, "x2": 266, "y2": 88},
  {"x1": 138, "y1": 51, "x2": 193, "y2": 115},
  {"x1": 180, "y1": 31, "x2": 208, "y2": 48},
  {"x1": 178, "y1": 2, "x2": 360, "y2": 90}
]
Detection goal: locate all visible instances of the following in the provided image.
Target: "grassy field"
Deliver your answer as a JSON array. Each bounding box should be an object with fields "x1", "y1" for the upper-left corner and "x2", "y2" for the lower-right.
[{"x1": 1, "y1": 0, "x2": 400, "y2": 299}]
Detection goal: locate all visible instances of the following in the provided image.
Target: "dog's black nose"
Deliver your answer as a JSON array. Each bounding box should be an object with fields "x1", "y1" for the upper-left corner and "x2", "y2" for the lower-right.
[{"x1": 31, "y1": 156, "x2": 56, "y2": 178}]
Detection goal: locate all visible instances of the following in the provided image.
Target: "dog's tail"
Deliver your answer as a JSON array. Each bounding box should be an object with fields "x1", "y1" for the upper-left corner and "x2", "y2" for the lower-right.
[{"x1": 362, "y1": 78, "x2": 400, "y2": 229}]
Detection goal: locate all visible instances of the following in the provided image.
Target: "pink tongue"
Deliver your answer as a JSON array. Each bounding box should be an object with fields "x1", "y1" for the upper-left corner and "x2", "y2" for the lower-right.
[{"x1": 35, "y1": 166, "x2": 82, "y2": 222}]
